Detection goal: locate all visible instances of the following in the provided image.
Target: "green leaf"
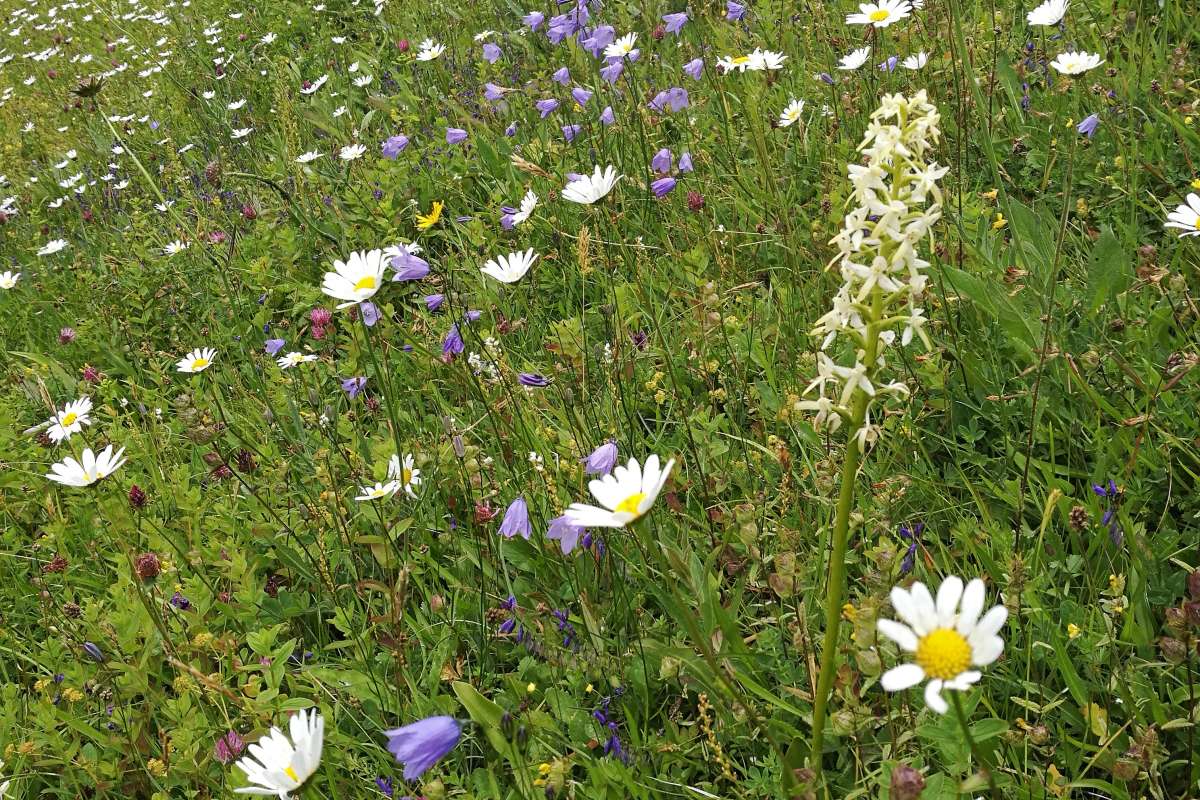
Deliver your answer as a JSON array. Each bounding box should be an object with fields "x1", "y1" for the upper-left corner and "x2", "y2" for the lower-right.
[{"x1": 1086, "y1": 227, "x2": 1127, "y2": 312}]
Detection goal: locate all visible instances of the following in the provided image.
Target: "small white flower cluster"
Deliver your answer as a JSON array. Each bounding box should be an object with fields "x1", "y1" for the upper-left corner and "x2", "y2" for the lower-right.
[
  {"x1": 468, "y1": 337, "x2": 503, "y2": 382},
  {"x1": 799, "y1": 91, "x2": 947, "y2": 449}
]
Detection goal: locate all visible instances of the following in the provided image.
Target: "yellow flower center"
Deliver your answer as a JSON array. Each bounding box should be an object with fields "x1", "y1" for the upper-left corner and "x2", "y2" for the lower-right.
[
  {"x1": 192, "y1": 358, "x2": 209, "y2": 370},
  {"x1": 869, "y1": 8, "x2": 891, "y2": 21},
  {"x1": 353, "y1": 275, "x2": 377, "y2": 292},
  {"x1": 61, "y1": 412, "x2": 78, "y2": 426},
  {"x1": 615, "y1": 492, "x2": 646, "y2": 516},
  {"x1": 1192, "y1": 213, "x2": 1200, "y2": 229},
  {"x1": 731, "y1": 55, "x2": 751, "y2": 65},
  {"x1": 402, "y1": 468, "x2": 412, "y2": 484},
  {"x1": 81, "y1": 471, "x2": 92, "y2": 482},
  {"x1": 915, "y1": 628, "x2": 972, "y2": 680},
  {"x1": 284, "y1": 765, "x2": 300, "y2": 783}
]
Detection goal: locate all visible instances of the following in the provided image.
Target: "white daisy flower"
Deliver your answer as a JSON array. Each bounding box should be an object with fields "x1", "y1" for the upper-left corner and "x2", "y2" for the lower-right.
[
  {"x1": 415, "y1": 39, "x2": 445, "y2": 61},
  {"x1": 603, "y1": 32, "x2": 638, "y2": 60},
  {"x1": 320, "y1": 249, "x2": 387, "y2": 308},
  {"x1": 339, "y1": 143, "x2": 366, "y2": 160},
  {"x1": 296, "y1": 150, "x2": 323, "y2": 163},
  {"x1": 176, "y1": 347, "x2": 217, "y2": 373},
  {"x1": 480, "y1": 248, "x2": 537, "y2": 284},
  {"x1": 1165, "y1": 193, "x2": 1200, "y2": 237},
  {"x1": 355, "y1": 480, "x2": 400, "y2": 501},
  {"x1": 778, "y1": 98, "x2": 806, "y2": 127},
  {"x1": 1026, "y1": 0, "x2": 1067, "y2": 26},
  {"x1": 47, "y1": 397, "x2": 93, "y2": 443},
  {"x1": 388, "y1": 453, "x2": 421, "y2": 498},
  {"x1": 877, "y1": 576, "x2": 1007, "y2": 714},
  {"x1": 163, "y1": 240, "x2": 188, "y2": 255},
  {"x1": 231, "y1": 127, "x2": 253, "y2": 140},
  {"x1": 564, "y1": 454, "x2": 675, "y2": 528},
  {"x1": 902, "y1": 51, "x2": 928, "y2": 70},
  {"x1": 717, "y1": 54, "x2": 755, "y2": 73},
  {"x1": 227, "y1": 98, "x2": 246, "y2": 110},
  {"x1": 1049, "y1": 50, "x2": 1103, "y2": 75},
  {"x1": 838, "y1": 47, "x2": 872, "y2": 71},
  {"x1": 37, "y1": 238, "x2": 69, "y2": 256},
  {"x1": 352, "y1": 74, "x2": 372, "y2": 87},
  {"x1": 510, "y1": 190, "x2": 538, "y2": 226},
  {"x1": 0, "y1": 270, "x2": 20, "y2": 289},
  {"x1": 746, "y1": 48, "x2": 787, "y2": 71},
  {"x1": 300, "y1": 74, "x2": 328, "y2": 95},
  {"x1": 46, "y1": 444, "x2": 127, "y2": 487},
  {"x1": 233, "y1": 709, "x2": 324, "y2": 798},
  {"x1": 846, "y1": 0, "x2": 912, "y2": 28},
  {"x1": 562, "y1": 165, "x2": 621, "y2": 204},
  {"x1": 277, "y1": 351, "x2": 318, "y2": 369}
]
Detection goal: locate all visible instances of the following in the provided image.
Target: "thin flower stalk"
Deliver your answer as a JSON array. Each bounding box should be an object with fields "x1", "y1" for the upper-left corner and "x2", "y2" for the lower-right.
[{"x1": 800, "y1": 90, "x2": 946, "y2": 780}]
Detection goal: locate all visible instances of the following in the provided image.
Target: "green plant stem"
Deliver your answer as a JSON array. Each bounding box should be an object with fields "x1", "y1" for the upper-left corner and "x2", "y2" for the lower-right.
[
  {"x1": 804, "y1": 410, "x2": 862, "y2": 781},
  {"x1": 950, "y1": 692, "x2": 1001, "y2": 800},
  {"x1": 804, "y1": 289, "x2": 883, "y2": 783}
]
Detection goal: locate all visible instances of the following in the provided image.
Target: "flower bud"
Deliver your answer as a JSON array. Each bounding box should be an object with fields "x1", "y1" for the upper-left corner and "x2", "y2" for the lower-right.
[{"x1": 889, "y1": 765, "x2": 925, "y2": 800}]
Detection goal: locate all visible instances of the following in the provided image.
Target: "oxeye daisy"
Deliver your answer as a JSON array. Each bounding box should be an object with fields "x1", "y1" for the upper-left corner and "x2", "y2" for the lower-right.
[
  {"x1": 320, "y1": 249, "x2": 387, "y2": 309},
  {"x1": 277, "y1": 352, "x2": 318, "y2": 369},
  {"x1": 778, "y1": 98, "x2": 806, "y2": 127},
  {"x1": 716, "y1": 54, "x2": 755, "y2": 73},
  {"x1": 1049, "y1": 50, "x2": 1103, "y2": 75},
  {"x1": 415, "y1": 39, "x2": 445, "y2": 61},
  {"x1": 1026, "y1": 0, "x2": 1067, "y2": 26},
  {"x1": 562, "y1": 165, "x2": 621, "y2": 204},
  {"x1": 480, "y1": 248, "x2": 537, "y2": 284},
  {"x1": 339, "y1": 143, "x2": 366, "y2": 161},
  {"x1": 902, "y1": 51, "x2": 928, "y2": 70},
  {"x1": 0, "y1": 270, "x2": 19, "y2": 288},
  {"x1": 295, "y1": 150, "x2": 323, "y2": 163},
  {"x1": 37, "y1": 238, "x2": 69, "y2": 256},
  {"x1": 838, "y1": 47, "x2": 872, "y2": 70},
  {"x1": 233, "y1": 709, "x2": 324, "y2": 798},
  {"x1": 47, "y1": 397, "x2": 93, "y2": 443},
  {"x1": 563, "y1": 454, "x2": 675, "y2": 528},
  {"x1": 603, "y1": 32, "x2": 638, "y2": 60},
  {"x1": 46, "y1": 444, "x2": 127, "y2": 487},
  {"x1": 1165, "y1": 193, "x2": 1200, "y2": 237},
  {"x1": 177, "y1": 347, "x2": 216, "y2": 373},
  {"x1": 877, "y1": 576, "x2": 1007, "y2": 714},
  {"x1": 746, "y1": 48, "x2": 786, "y2": 71},
  {"x1": 387, "y1": 453, "x2": 421, "y2": 498},
  {"x1": 416, "y1": 200, "x2": 443, "y2": 230},
  {"x1": 355, "y1": 480, "x2": 400, "y2": 501},
  {"x1": 846, "y1": 0, "x2": 912, "y2": 28}
]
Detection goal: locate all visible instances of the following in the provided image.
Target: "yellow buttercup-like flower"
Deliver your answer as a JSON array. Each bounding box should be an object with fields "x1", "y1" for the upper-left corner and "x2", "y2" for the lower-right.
[{"x1": 416, "y1": 200, "x2": 443, "y2": 230}]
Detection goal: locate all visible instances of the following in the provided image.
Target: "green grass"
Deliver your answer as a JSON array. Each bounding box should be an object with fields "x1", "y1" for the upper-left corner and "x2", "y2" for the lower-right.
[{"x1": 1, "y1": 0, "x2": 1199, "y2": 797}]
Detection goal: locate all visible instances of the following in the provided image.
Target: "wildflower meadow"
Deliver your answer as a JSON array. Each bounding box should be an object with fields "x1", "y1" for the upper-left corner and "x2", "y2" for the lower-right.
[{"x1": 3, "y1": 0, "x2": 1200, "y2": 797}]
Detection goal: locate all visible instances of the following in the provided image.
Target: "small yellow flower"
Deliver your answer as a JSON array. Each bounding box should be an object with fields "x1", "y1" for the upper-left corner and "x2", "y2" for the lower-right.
[
  {"x1": 416, "y1": 200, "x2": 444, "y2": 230},
  {"x1": 147, "y1": 758, "x2": 167, "y2": 777},
  {"x1": 63, "y1": 687, "x2": 84, "y2": 702},
  {"x1": 982, "y1": 188, "x2": 998, "y2": 201},
  {"x1": 585, "y1": 683, "x2": 594, "y2": 693},
  {"x1": 1187, "y1": 115, "x2": 1194, "y2": 125},
  {"x1": 538, "y1": 763, "x2": 552, "y2": 777},
  {"x1": 841, "y1": 602, "x2": 857, "y2": 621},
  {"x1": 1067, "y1": 623, "x2": 1081, "y2": 639},
  {"x1": 992, "y1": 213, "x2": 1008, "y2": 231},
  {"x1": 526, "y1": 682, "x2": 536, "y2": 694},
  {"x1": 1190, "y1": 178, "x2": 1200, "y2": 190}
]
